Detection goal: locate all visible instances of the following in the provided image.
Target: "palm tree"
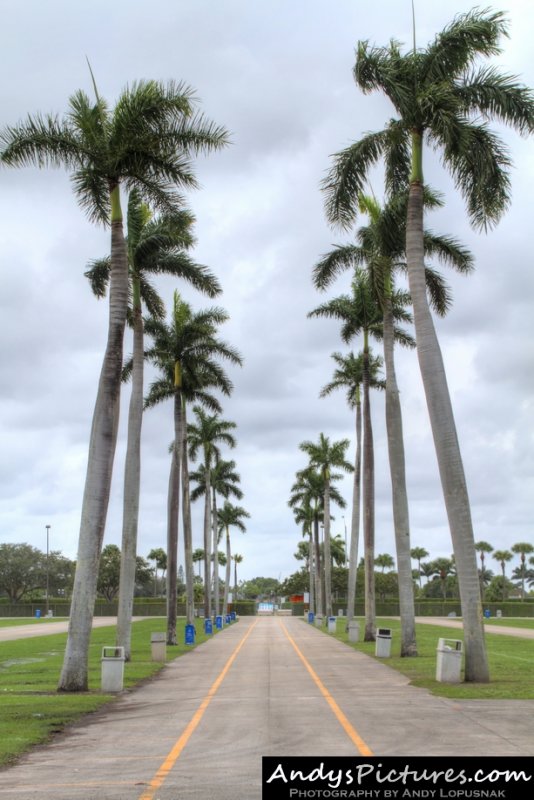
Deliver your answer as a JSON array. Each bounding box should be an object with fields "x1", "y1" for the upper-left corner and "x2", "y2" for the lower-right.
[
  {"x1": 429, "y1": 557, "x2": 455, "y2": 601},
  {"x1": 411, "y1": 547, "x2": 429, "y2": 589},
  {"x1": 192, "y1": 548, "x2": 205, "y2": 578},
  {"x1": 511, "y1": 543, "x2": 534, "y2": 601},
  {"x1": 330, "y1": 535, "x2": 347, "y2": 567},
  {"x1": 1, "y1": 78, "x2": 229, "y2": 692},
  {"x1": 316, "y1": 192, "x2": 470, "y2": 656},
  {"x1": 375, "y1": 553, "x2": 395, "y2": 573},
  {"x1": 299, "y1": 435, "x2": 352, "y2": 619},
  {"x1": 319, "y1": 350, "x2": 382, "y2": 629},
  {"x1": 474, "y1": 541, "x2": 494, "y2": 600},
  {"x1": 292, "y1": 503, "x2": 316, "y2": 614},
  {"x1": 147, "y1": 547, "x2": 167, "y2": 597},
  {"x1": 144, "y1": 292, "x2": 242, "y2": 640},
  {"x1": 310, "y1": 272, "x2": 409, "y2": 639},
  {"x1": 233, "y1": 553, "x2": 243, "y2": 604},
  {"x1": 191, "y1": 458, "x2": 243, "y2": 615},
  {"x1": 87, "y1": 193, "x2": 221, "y2": 660},
  {"x1": 492, "y1": 550, "x2": 514, "y2": 602},
  {"x1": 188, "y1": 407, "x2": 237, "y2": 617},
  {"x1": 322, "y1": 8, "x2": 534, "y2": 683},
  {"x1": 217, "y1": 502, "x2": 250, "y2": 615}
]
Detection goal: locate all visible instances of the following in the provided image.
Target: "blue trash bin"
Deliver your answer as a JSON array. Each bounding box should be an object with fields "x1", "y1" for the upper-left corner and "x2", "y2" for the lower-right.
[
  {"x1": 484, "y1": 609, "x2": 491, "y2": 619},
  {"x1": 204, "y1": 618, "x2": 213, "y2": 635},
  {"x1": 185, "y1": 624, "x2": 196, "y2": 645},
  {"x1": 215, "y1": 615, "x2": 223, "y2": 630},
  {"x1": 231, "y1": 611, "x2": 236, "y2": 621},
  {"x1": 225, "y1": 614, "x2": 231, "y2": 625},
  {"x1": 307, "y1": 611, "x2": 315, "y2": 624},
  {"x1": 35, "y1": 609, "x2": 41, "y2": 619}
]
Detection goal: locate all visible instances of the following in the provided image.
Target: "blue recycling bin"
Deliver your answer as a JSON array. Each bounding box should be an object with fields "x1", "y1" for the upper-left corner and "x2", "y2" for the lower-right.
[
  {"x1": 484, "y1": 609, "x2": 491, "y2": 619},
  {"x1": 307, "y1": 611, "x2": 315, "y2": 624},
  {"x1": 204, "y1": 618, "x2": 213, "y2": 635},
  {"x1": 225, "y1": 614, "x2": 232, "y2": 625},
  {"x1": 35, "y1": 609, "x2": 41, "y2": 619},
  {"x1": 215, "y1": 615, "x2": 223, "y2": 630},
  {"x1": 185, "y1": 624, "x2": 196, "y2": 645},
  {"x1": 231, "y1": 611, "x2": 236, "y2": 621}
]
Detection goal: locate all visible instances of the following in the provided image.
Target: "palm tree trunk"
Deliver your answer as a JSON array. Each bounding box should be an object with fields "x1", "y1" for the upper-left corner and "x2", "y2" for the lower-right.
[
  {"x1": 203, "y1": 462, "x2": 212, "y2": 619},
  {"x1": 383, "y1": 291, "x2": 417, "y2": 657},
  {"x1": 323, "y1": 479, "x2": 333, "y2": 617},
  {"x1": 222, "y1": 528, "x2": 231, "y2": 615},
  {"x1": 346, "y1": 393, "x2": 362, "y2": 625},
  {"x1": 212, "y1": 488, "x2": 219, "y2": 616},
  {"x1": 182, "y1": 408, "x2": 195, "y2": 626},
  {"x1": 166, "y1": 387, "x2": 183, "y2": 646},
  {"x1": 313, "y1": 515, "x2": 323, "y2": 616},
  {"x1": 116, "y1": 281, "x2": 144, "y2": 662},
  {"x1": 362, "y1": 337, "x2": 376, "y2": 642},
  {"x1": 58, "y1": 200, "x2": 128, "y2": 692},
  {"x1": 406, "y1": 173, "x2": 488, "y2": 682},
  {"x1": 308, "y1": 530, "x2": 315, "y2": 614}
]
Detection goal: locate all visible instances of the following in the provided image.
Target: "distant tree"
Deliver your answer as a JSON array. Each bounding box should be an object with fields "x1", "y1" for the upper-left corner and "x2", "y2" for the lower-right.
[
  {"x1": 485, "y1": 575, "x2": 515, "y2": 603},
  {"x1": 492, "y1": 550, "x2": 513, "y2": 601},
  {"x1": 0, "y1": 543, "x2": 47, "y2": 602},
  {"x1": 241, "y1": 577, "x2": 282, "y2": 600},
  {"x1": 192, "y1": 548, "x2": 205, "y2": 578},
  {"x1": 410, "y1": 547, "x2": 429, "y2": 588},
  {"x1": 97, "y1": 545, "x2": 150, "y2": 601},
  {"x1": 475, "y1": 541, "x2": 494, "y2": 599},
  {"x1": 511, "y1": 543, "x2": 534, "y2": 600},
  {"x1": 375, "y1": 553, "x2": 395, "y2": 573},
  {"x1": 147, "y1": 547, "x2": 167, "y2": 597},
  {"x1": 375, "y1": 571, "x2": 398, "y2": 603}
]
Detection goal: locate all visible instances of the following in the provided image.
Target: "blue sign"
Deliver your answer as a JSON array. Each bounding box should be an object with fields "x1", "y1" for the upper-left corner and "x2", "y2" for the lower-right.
[
  {"x1": 204, "y1": 618, "x2": 213, "y2": 635},
  {"x1": 215, "y1": 615, "x2": 223, "y2": 630},
  {"x1": 185, "y1": 624, "x2": 196, "y2": 645},
  {"x1": 308, "y1": 612, "x2": 315, "y2": 624}
]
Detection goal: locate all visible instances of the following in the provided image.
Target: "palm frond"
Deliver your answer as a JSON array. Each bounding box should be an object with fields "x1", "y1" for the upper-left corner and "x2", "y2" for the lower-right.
[{"x1": 84, "y1": 256, "x2": 111, "y2": 298}]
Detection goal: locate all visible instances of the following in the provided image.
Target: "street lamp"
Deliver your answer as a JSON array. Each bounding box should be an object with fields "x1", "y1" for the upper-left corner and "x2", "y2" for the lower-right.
[{"x1": 45, "y1": 525, "x2": 50, "y2": 616}]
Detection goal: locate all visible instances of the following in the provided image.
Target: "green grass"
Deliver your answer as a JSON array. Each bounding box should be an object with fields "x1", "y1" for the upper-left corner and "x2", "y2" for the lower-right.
[
  {"x1": 0, "y1": 617, "x2": 69, "y2": 627},
  {"x1": 0, "y1": 617, "x2": 218, "y2": 766},
  {"x1": 324, "y1": 617, "x2": 534, "y2": 700},
  {"x1": 484, "y1": 617, "x2": 534, "y2": 629}
]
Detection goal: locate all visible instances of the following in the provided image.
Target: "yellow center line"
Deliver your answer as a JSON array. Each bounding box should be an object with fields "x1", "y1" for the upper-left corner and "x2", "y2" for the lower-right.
[
  {"x1": 280, "y1": 621, "x2": 374, "y2": 756},
  {"x1": 138, "y1": 619, "x2": 259, "y2": 800}
]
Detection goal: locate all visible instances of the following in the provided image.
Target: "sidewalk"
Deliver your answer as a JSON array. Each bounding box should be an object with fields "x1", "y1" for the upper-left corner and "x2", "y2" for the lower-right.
[{"x1": 0, "y1": 616, "x2": 532, "y2": 799}]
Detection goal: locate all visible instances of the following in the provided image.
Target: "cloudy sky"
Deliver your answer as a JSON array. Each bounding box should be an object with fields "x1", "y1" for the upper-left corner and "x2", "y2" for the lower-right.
[{"x1": 1, "y1": 0, "x2": 532, "y2": 586}]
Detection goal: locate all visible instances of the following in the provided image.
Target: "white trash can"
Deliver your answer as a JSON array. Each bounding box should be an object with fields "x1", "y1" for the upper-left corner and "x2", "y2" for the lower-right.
[
  {"x1": 327, "y1": 616, "x2": 336, "y2": 633},
  {"x1": 314, "y1": 614, "x2": 324, "y2": 628},
  {"x1": 101, "y1": 646, "x2": 125, "y2": 692},
  {"x1": 151, "y1": 632, "x2": 166, "y2": 662},
  {"x1": 338, "y1": 609, "x2": 344, "y2": 617},
  {"x1": 436, "y1": 638, "x2": 463, "y2": 683},
  {"x1": 375, "y1": 627, "x2": 392, "y2": 658},
  {"x1": 348, "y1": 620, "x2": 360, "y2": 643}
]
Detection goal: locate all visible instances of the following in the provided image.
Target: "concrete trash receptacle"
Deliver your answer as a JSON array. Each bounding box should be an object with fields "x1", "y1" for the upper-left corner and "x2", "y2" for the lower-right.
[
  {"x1": 327, "y1": 616, "x2": 336, "y2": 633},
  {"x1": 151, "y1": 632, "x2": 166, "y2": 662},
  {"x1": 436, "y1": 638, "x2": 463, "y2": 683},
  {"x1": 101, "y1": 646, "x2": 125, "y2": 692},
  {"x1": 314, "y1": 614, "x2": 324, "y2": 628},
  {"x1": 375, "y1": 627, "x2": 392, "y2": 658},
  {"x1": 348, "y1": 620, "x2": 360, "y2": 643}
]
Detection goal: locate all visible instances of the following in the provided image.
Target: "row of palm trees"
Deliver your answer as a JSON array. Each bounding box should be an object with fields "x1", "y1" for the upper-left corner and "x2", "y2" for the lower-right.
[
  {"x1": 0, "y1": 77, "x2": 250, "y2": 690},
  {"x1": 290, "y1": 9, "x2": 533, "y2": 682}
]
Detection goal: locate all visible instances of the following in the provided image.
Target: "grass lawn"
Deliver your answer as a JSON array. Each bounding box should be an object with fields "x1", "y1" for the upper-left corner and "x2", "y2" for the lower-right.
[
  {"x1": 325, "y1": 617, "x2": 534, "y2": 700},
  {"x1": 484, "y1": 617, "x2": 534, "y2": 629},
  {"x1": 0, "y1": 618, "x2": 69, "y2": 628},
  {"x1": 0, "y1": 617, "x2": 216, "y2": 766}
]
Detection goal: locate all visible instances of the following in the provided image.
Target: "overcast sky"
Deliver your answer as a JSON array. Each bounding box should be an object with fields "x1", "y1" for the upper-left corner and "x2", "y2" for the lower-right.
[{"x1": 1, "y1": 0, "x2": 532, "y2": 586}]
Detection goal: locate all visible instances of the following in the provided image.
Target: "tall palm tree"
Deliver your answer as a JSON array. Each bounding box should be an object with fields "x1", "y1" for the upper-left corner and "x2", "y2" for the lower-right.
[
  {"x1": 144, "y1": 292, "x2": 242, "y2": 640},
  {"x1": 474, "y1": 541, "x2": 494, "y2": 600},
  {"x1": 147, "y1": 547, "x2": 167, "y2": 597},
  {"x1": 217, "y1": 502, "x2": 250, "y2": 615},
  {"x1": 375, "y1": 553, "x2": 395, "y2": 573},
  {"x1": 299, "y1": 435, "x2": 352, "y2": 619},
  {"x1": 319, "y1": 350, "x2": 382, "y2": 626},
  {"x1": 191, "y1": 458, "x2": 243, "y2": 615},
  {"x1": 492, "y1": 549, "x2": 514, "y2": 602},
  {"x1": 192, "y1": 548, "x2": 205, "y2": 578},
  {"x1": 315, "y1": 192, "x2": 470, "y2": 655},
  {"x1": 1, "y1": 78, "x2": 229, "y2": 692},
  {"x1": 310, "y1": 272, "x2": 409, "y2": 639},
  {"x1": 292, "y1": 502, "x2": 316, "y2": 614},
  {"x1": 290, "y1": 466, "x2": 346, "y2": 617},
  {"x1": 511, "y1": 543, "x2": 534, "y2": 601},
  {"x1": 410, "y1": 547, "x2": 429, "y2": 589},
  {"x1": 430, "y1": 557, "x2": 455, "y2": 601},
  {"x1": 322, "y1": 8, "x2": 534, "y2": 682},
  {"x1": 87, "y1": 193, "x2": 221, "y2": 659},
  {"x1": 188, "y1": 407, "x2": 237, "y2": 617},
  {"x1": 233, "y1": 553, "x2": 244, "y2": 604}
]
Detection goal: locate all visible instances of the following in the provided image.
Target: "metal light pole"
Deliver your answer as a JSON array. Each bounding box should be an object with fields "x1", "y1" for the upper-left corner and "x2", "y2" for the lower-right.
[{"x1": 45, "y1": 525, "x2": 50, "y2": 616}]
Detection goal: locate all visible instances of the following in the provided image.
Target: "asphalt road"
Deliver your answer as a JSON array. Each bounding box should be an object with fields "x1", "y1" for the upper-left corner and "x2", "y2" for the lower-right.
[{"x1": 0, "y1": 616, "x2": 533, "y2": 800}]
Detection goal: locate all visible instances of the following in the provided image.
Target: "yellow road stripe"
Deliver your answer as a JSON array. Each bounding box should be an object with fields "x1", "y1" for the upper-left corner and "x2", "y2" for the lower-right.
[
  {"x1": 138, "y1": 619, "x2": 259, "y2": 800},
  {"x1": 280, "y1": 621, "x2": 374, "y2": 756}
]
